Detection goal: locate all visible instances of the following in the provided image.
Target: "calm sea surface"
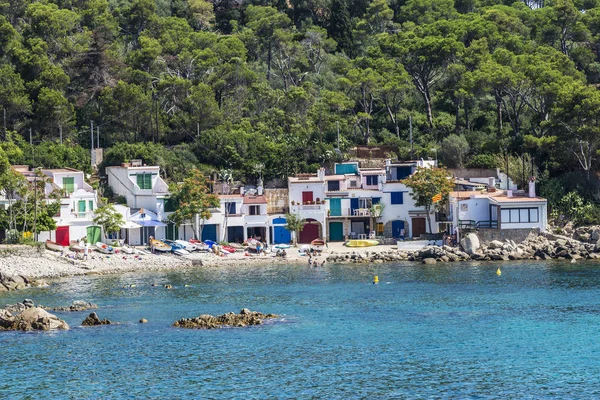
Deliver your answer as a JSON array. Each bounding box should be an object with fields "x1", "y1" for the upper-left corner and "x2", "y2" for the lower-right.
[{"x1": 2, "y1": 260, "x2": 600, "y2": 399}]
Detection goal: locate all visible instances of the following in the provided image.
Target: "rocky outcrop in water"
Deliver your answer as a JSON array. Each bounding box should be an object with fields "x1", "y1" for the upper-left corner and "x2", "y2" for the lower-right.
[
  {"x1": 173, "y1": 308, "x2": 278, "y2": 329},
  {"x1": 0, "y1": 300, "x2": 69, "y2": 331},
  {"x1": 326, "y1": 233, "x2": 600, "y2": 264},
  {"x1": 81, "y1": 312, "x2": 112, "y2": 326},
  {"x1": 42, "y1": 300, "x2": 98, "y2": 312}
]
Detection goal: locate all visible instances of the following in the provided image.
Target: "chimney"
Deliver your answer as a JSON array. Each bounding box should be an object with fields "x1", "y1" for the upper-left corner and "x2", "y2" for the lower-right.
[
  {"x1": 317, "y1": 167, "x2": 325, "y2": 180},
  {"x1": 258, "y1": 185, "x2": 263, "y2": 196},
  {"x1": 240, "y1": 186, "x2": 245, "y2": 196},
  {"x1": 529, "y1": 180, "x2": 536, "y2": 198},
  {"x1": 507, "y1": 190, "x2": 513, "y2": 198}
]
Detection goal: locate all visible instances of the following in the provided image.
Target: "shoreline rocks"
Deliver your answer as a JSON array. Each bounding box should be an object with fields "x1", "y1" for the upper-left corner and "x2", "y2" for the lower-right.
[
  {"x1": 326, "y1": 233, "x2": 600, "y2": 265},
  {"x1": 173, "y1": 308, "x2": 279, "y2": 329},
  {"x1": 0, "y1": 300, "x2": 69, "y2": 331}
]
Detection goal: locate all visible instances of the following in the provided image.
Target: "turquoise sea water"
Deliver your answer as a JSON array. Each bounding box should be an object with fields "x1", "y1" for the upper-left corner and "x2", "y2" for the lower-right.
[{"x1": 2, "y1": 261, "x2": 600, "y2": 399}]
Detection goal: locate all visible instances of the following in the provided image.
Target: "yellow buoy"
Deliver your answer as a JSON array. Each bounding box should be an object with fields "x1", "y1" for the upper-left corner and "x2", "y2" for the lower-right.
[
  {"x1": 373, "y1": 275, "x2": 379, "y2": 284},
  {"x1": 496, "y1": 268, "x2": 501, "y2": 276}
]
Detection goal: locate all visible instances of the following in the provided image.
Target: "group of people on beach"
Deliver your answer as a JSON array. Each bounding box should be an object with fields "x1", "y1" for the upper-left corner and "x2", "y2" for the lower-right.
[{"x1": 308, "y1": 255, "x2": 325, "y2": 267}]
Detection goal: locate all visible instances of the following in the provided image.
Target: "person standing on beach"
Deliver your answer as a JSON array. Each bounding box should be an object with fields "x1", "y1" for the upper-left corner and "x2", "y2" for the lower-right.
[{"x1": 84, "y1": 242, "x2": 89, "y2": 260}]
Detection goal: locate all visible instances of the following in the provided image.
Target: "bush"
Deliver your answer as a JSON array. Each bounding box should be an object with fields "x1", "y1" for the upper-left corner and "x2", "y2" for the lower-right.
[{"x1": 466, "y1": 154, "x2": 497, "y2": 169}]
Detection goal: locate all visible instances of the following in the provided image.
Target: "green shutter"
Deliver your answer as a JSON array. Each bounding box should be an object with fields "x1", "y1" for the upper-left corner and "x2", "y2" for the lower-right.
[
  {"x1": 78, "y1": 200, "x2": 86, "y2": 213},
  {"x1": 88, "y1": 200, "x2": 94, "y2": 211},
  {"x1": 63, "y1": 177, "x2": 74, "y2": 193},
  {"x1": 144, "y1": 173, "x2": 152, "y2": 189},
  {"x1": 137, "y1": 174, "x2": 144, "y2": 188},
  {"x1": 164, "y1": 198, "x2": 175, "y2": 212}
]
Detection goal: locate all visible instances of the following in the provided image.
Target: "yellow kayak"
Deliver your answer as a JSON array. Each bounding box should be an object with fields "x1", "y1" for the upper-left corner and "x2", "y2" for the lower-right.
[{"x1": 345, "y1": 239, "x2": 379, "y2": 247}]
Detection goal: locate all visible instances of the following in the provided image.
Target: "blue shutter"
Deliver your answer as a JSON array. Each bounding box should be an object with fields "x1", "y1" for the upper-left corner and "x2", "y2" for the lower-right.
[
  {"x1": 350, "y1": 198, "x2": 359, "y2": 212},
  {"x1": 391, "y1": 192, "x2": 403, "y2": 204},
  {"x1": 372, "y1": 197, "x2": 381, "y2": 204}
]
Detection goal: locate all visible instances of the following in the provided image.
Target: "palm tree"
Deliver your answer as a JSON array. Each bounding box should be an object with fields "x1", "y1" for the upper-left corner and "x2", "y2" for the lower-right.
[{"x1": 285, "y1": 213, "x2": 305, "y2": 246}]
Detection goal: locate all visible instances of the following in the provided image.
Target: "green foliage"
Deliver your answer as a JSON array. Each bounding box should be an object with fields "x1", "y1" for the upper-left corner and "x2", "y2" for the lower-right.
[
  {"x1": 403, "y1": 167, "x2": 454, "y2": 233},
  {"x1": 466, "y1": 154, "x2": 497, "y2": 169},
  {"x1": 439, "y1": 134, "x2": 470, "y2": 168},
  {"x1": 284, "y1": 213, "x2": 306, "y2": 246},
  {"x1": 557, "y1": 191, "x2": 600, "y2": 226},
  {"x1": 0, "y1": 0, "x2": 595, "y2": 208},
  {"x1": 168, "y1": 169, "x2": 219, "y2": 239},
  {"x1": 93, "y1": 203, "x2": 125, "y2": 236}
]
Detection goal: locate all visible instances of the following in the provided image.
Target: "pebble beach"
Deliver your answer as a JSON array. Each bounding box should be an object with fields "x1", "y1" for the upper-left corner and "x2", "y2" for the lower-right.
[{"x1": 0, "y1": 243, "x2": 400, "y2": 281}]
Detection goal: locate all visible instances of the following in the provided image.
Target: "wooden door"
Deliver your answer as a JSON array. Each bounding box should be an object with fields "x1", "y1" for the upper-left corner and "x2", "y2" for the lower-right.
[{"x1": 411, "y1": 218, "x2": 426, "y2": 238}]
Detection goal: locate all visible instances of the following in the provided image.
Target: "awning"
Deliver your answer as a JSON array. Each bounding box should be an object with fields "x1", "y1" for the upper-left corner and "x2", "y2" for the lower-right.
[
  {"x1": 136, "y1": 220, "x2": 167, "y2": 227},
  {"x1": 120, "y1": 221, "x2": 142, "y2": 229}
]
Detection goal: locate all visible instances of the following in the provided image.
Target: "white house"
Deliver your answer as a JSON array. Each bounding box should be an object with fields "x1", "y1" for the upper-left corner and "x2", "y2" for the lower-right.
[
  {"x1": 107, "y1": 159, "x2": 172, "y2": 242},
  {"x1": 288, "y1": 168, "x2": 328, "y2": 243},
  {"x1": 9, "y1": 166, "x2": 99, "y2": 245},
  {"x1": 450, "y1": 181, "x2": 548, "y2": 232},
  {"x1": 287, "y1": 159, "x2": 441, "y2": 243}
]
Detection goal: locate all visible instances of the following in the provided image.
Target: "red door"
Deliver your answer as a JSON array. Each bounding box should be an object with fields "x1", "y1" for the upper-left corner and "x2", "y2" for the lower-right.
[
  {"x1": 299, "y1": 222, "x2": 319, "y2": 243},
  {"x1": 302, "y1": 191, "x2": 313, "y2": 204},
  {"x1": 56, "y1": 226, "x2": 70, "y2": 246}
]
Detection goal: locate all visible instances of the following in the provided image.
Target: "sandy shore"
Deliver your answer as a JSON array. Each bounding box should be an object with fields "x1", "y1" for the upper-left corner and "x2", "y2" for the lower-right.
[{"x1": 0, "y1": 243, "x2": 401, "y2": 280}]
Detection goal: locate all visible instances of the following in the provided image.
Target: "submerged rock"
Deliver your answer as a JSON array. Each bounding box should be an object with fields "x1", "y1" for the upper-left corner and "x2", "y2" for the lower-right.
[
  {"x1": 173, "y1": 309, "x2": 279, "y2": 329},
  {"x1": 81, "y1": 312, "x2": 112, "y2": 326}
]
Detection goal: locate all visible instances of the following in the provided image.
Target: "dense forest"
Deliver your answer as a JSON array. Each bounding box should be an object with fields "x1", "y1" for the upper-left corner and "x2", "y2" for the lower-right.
[{"x1": 1, "y1": 0, "x2": 600, "y2": 217}]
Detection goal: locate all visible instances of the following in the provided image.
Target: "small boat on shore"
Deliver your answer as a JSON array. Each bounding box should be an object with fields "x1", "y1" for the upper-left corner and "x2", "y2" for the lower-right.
[
  {"x1": 46, "y1": 240, "x2": 64, "y2": 252},
  {"x1": 311, "y1": 239, "x2": 325, "y2": 252},
  {"x1": 150, "y1": 238, "x2": 172, "y2": 253},
  {"x1": 345, "y1": 239, "x2": 379, "y2": 247},
  {"x1": 95, "y1": 242, "x2": 114, "y2": 254},
  {"x1": 69, "y1": 240, "x2": 85, "y2": 253}
]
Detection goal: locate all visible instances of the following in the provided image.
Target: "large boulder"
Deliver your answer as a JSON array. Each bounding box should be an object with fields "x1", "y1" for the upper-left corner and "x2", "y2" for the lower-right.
[
  {"x1": 460, "y1": 233, "x2": 481, "y2": 255},
  {"x1": 173, "y1": 309, "x2": 279, "y2": 329},
  {"x1": 10, "y1": 307, "x2": 69, "y2": 331}
]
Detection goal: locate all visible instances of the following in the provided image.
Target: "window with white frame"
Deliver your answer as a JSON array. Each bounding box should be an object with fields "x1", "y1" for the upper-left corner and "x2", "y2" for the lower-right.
[
  {"x1": 249, "y1": 205, "x2": 260, "y2": 215},
  {"x1": 500, "y1": 207, "x2": 539, "y2": 223},
  {"x1": 349, "y1": 180, "x2": 358, "y2": 188}
]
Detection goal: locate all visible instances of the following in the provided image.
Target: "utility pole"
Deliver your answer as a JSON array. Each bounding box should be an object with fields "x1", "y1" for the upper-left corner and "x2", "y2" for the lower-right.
[
  {"x1": 409, "y1": 115, "x2": 413, "y2": 160},
  {"x1": 29, "y1": 127, "x2": 32, "y2": 145},
  {"x1": 33, "y1": 173, "x2": 38, "y2": 242},
  {"x1": 59, "y1": 124, "x2": 63, "y2": 145},
  {"x1": 3, "y1": 108, "x2": 6, "y2": 140},
  {"x1": 97, "y1": 126, "x2": 100, "y2": 148},
  {"x1": 90, "y1": 121, "x2": 94, "y2": 151}
]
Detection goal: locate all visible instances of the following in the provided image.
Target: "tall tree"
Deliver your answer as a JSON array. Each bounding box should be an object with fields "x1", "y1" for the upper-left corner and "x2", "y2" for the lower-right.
[
  {"x1": 168, "y1": 169, "x2": 220, "y2": 240},
  {"x1": 402, "y1": 166, "x2": 454, "y2": 234}
]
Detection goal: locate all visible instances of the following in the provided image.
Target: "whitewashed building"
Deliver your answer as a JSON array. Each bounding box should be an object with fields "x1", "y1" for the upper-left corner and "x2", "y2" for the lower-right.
[{"x1": 449, "y1": 181, "x2": 548, "y2": 232}]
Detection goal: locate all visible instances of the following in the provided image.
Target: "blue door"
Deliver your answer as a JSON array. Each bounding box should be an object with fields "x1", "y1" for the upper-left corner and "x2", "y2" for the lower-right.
[
  {"x1": 350, "y1": 198, "x2": 359, "y2": 214},
  {"x1": 273, "y1": 226, "x2": 291, "y2": 244},
  {"x1": 392, "y1": 220, "x2": 405, "y2": 238},
  {"x1": 201, "y1": 224, "x2": 217, "y2": 242},
  {"x1": 329, "y1": 198, "x2": 341, "y2": 216}
]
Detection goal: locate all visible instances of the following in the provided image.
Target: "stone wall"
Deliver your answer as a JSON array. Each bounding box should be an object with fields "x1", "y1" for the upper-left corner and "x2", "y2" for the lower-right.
[
  {"x1": 264, "y1": 188, "x2": 289, "y2": 215},
  {"x1": 475, "y1": 228, "x2": 539, "y2": 244},
  {"x1": 0, "y1": 244, "x2": 45, "y2": 258}
]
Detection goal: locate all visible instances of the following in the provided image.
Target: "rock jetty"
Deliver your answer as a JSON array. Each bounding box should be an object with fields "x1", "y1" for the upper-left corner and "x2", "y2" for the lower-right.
[
  {"x1": 173, "y1": 308, "x2": 278, "y2": 329},
  {"x1": 0, "y1": 300, "x2": 69, "y2": 331},
  {"x1": 326, "y1": 232, "x2": 600, "y2": 264},
  {"x1": 81, "y1": 312, "x2": 112, "y2": 326}
]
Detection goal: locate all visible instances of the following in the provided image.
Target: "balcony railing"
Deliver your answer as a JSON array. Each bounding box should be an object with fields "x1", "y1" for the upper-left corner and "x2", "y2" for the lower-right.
[
  {"x1": 329, "y1": 208, "x2": 374, "y2": 218},
  {"x1": 71, "y1": 211, "x2": 94, "y2": 219},
  {"x1": 290, "y1": 204, "x2": 327, "y2": 213},
  {"x1": 458, "y1": 219, "x2": 498, "y2": 229}
]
